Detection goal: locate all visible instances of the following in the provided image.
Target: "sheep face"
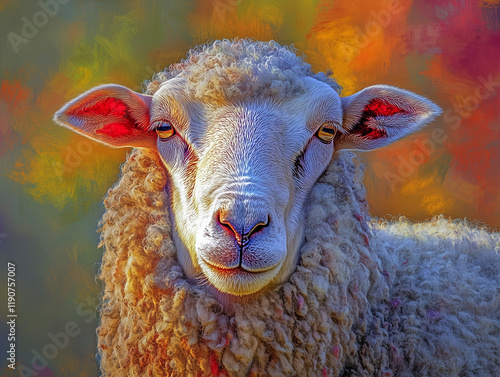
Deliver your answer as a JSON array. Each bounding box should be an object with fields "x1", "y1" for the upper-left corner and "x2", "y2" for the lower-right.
[
  {"x1": 152, "y1": 77, "x2": 342, "y2": 296},
  {"x1": 54, "y1": 72, "x2": 440, "y2": 297}
]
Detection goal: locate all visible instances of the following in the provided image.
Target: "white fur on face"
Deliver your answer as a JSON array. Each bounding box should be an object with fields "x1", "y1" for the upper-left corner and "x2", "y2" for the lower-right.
[{"x1": 153, "y1": 78, "x2": 343, "y2": 296}]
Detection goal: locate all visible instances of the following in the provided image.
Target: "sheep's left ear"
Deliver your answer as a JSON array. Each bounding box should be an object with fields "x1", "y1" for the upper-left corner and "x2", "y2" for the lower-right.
[
  {"x1": 336, "y1": 85, "x2": 442, "y2": 151},
  {"x1": 53, "y1": 84, "x2": 156, "y2": 149}
]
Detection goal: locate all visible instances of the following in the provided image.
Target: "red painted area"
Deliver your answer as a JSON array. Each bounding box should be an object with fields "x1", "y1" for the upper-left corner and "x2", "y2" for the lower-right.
[
  {"x1": 446, "y1": 110, "x2": 498, "y2": 218},
  {"x1": 365, "y1": 99, "x2": 403, "y2": 117},
  {"x1": 351, "y1": 99, "x2": 405, "y2": 139},
  {"x1": 224, "y1": 332, "x2": 233, "y2": 347},
  {"x1": 70, "y1": 97, "x2": 142, "y2": 138},
  {"x1": 36, "y1": 368, "x2": 57, "y2": 377},
  {"x1": 0, "y1": 79, "x2": 32, "y2": 155},
  {"x1": 0, "y1": 79, "x2": 32, "y2": 109},
  {"x1": 418, "y1": 0, "x2": 499, "y2": 78},
  {"x1": 210, "y1": 352, "x2": 221, "y2": 376},
  {"x1": 363, "y1": 234, "x2": 370, "y2": 247},
  {"x1": 71, "y1": 97, "x2": 129, "y2": 118},
  {"x1": 95, "y1": 122, "x2": 133, "y2": 137}
]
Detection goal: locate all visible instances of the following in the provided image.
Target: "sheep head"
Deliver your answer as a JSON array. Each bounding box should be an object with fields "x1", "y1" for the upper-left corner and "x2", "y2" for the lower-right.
[{"x1": 54, "y1": 46, "x2": 440, "y2": 298}]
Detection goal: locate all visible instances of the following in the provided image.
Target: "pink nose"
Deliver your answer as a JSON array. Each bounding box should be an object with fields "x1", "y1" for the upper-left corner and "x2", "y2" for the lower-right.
[{"x1": 217, "y1": 210, "x2": 270, "y2": 246}]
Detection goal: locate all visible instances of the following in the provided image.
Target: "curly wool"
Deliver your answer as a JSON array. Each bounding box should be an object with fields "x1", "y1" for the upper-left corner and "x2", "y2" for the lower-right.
[
  {"x1": 369, "y1": 218, "x2": 500, "y2": 376},
  {"x1": 143, "y1": 39, "x2": 341, "y2": 102},
  {"x1": 95, "y1": 40, "x2": 500, "y2": 376},
  {"x1": 96, "y1": 148, "x2": 500, "y2": 377},
  {"x1": 98, "y1": 148, "x2": 383, "y2": 376}
]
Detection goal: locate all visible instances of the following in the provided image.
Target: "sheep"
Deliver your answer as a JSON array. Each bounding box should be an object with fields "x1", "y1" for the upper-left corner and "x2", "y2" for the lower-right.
[{"x1": 53, "y1": 39, "x2": 500, "y2": 377}]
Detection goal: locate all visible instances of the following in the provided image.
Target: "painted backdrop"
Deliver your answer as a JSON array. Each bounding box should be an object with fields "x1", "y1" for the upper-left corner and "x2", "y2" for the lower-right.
[{"x1": 1, "y1": 0, "x2": 499, "y2": 376}]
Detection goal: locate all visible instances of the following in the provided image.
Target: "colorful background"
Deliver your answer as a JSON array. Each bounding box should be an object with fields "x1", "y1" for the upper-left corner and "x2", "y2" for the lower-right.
[{"x1": 1, "y1": 0, "x2": 499, "y2": 376}]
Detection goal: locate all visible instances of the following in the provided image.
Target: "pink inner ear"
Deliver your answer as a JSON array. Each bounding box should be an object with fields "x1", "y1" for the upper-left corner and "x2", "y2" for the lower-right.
[
  {"x1": 69, "y1": 97, "x2": 140, "y2": 138},
  {"x1": 70, "y1": 97, "x2": 129, "y2": 118},
  {"x1": 351, "y1": 99, "x2": 406, "y2": 139},
  {"x1": 364, "y1": 99, "x2": 404, "y2": 117},
  {"x1": 96, "y1": 123, "x2": 133, "y2": 137}
]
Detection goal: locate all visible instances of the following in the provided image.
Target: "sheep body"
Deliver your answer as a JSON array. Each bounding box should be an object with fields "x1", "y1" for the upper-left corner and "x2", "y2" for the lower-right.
[
  {"x1": 53, "y1": 38, "x2": 499, "y2": 376},
  {"x1": 97, "y1": 148, "x2": 500, "y2": 377}
]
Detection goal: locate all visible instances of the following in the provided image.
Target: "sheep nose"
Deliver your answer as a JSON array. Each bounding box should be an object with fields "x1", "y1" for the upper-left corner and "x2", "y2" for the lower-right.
[{"x1": 217, "y1": 211, "x2": 270, "y2": 246}]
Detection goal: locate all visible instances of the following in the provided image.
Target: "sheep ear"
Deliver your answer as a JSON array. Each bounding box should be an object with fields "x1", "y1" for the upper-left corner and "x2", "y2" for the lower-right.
[
  {"x1": 336, "y1": 85, "x2": 442, "y2": 151},
  {"x1": 53, "y1": 84, "x2": 156, "y2": 148}
]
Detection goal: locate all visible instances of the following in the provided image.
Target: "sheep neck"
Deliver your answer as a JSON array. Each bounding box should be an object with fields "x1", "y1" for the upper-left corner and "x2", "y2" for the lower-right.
[{"x1": 97, "y1": 148, "x2": 389, "y2": 376}]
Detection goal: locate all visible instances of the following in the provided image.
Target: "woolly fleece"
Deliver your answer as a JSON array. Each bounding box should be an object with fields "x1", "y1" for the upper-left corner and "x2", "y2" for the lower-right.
[
  {"x1": 143, "y1": 39, "x2": 341, "y2": 102},
  {"x1": 97, "y1": 148, "x2": 499, "y2": 377},
  {"x1": 93, "y1": 40, "x2": 499, "y2": 376}
]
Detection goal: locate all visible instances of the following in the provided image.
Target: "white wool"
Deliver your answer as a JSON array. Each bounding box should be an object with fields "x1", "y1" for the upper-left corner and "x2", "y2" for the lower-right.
[
  {"x1": 62, "y1": 39, "x2": 499, "y2": 376},
  {"x1": 143, "y1": 39, "x2": 341, "y2": 102},
  {"x1": 370, "y1": 217, "x2": 500, "y2": 376},
  {"x1": 96, "y1": 148, "x2": 500, "y2": 376}
]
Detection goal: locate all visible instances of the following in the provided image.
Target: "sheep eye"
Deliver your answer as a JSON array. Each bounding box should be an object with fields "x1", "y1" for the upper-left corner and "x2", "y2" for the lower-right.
[
  {"x1": 156, "y1": 122, "x2": 175, "y2": 140},
  {"x1": 315, "y1": 122, "x2": 337, "y2": 143}
]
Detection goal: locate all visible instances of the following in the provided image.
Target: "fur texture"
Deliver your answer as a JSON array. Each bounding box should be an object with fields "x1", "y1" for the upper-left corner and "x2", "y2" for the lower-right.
[
  {"x1": 143, "y1": 39, "x2": 341, "y2": 101},
  {"x1": 56, "y1": 39, "x2": 499, "y2": 376},
  {"x1": 97, "y1": 148, "x2": 499, "y2": 376}
]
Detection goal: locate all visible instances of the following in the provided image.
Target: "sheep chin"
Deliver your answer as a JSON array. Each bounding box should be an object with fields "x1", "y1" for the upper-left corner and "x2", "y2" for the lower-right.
[{"x1": 198, "y1": 258, "x2": 283, "y2": 296}]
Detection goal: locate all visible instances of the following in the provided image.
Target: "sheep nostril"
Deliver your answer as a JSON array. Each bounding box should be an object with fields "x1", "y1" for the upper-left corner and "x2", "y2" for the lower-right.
[
  {"x1": 218, "y1": 212, "x2": 238, "y2": 235},
  {"x1": 217, "y1": 212, "x2": 270, "y2": 246},
  {"x1": 247, "y1": 215, "x2": 270, "y2": 238}
]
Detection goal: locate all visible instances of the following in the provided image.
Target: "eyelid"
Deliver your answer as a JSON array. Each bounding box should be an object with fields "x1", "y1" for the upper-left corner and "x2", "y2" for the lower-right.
[
  {"x1": 317, "y1": 120, "x2": 340, "y2": 130},
  {"x1": 151, "y1": 119, "x2": 174, "y2": 129},
  {"x1": 317, "y1": 121, "x2": 343, "y2": 134}
]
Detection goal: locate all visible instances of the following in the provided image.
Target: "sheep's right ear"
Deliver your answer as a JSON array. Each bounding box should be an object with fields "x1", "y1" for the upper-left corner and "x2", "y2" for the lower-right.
[
  {"x1": 53, "y1": 84, "x2": 156, "y2": 149},
  {"x1": 336, "y1": 85, "x2": 442, "y2": 151}
]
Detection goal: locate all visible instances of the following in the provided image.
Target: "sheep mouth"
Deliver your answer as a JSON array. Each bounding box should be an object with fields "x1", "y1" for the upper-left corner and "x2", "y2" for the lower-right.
[
  {"x1": 208, "y1": 264, "x2": 257, "y2": 274},
  {"x1": 199, "y1": 257, "x2": 282, "y2": 296},
  {"x1": 201, "y1": 259, "x2": 276, "y2": 275}
]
